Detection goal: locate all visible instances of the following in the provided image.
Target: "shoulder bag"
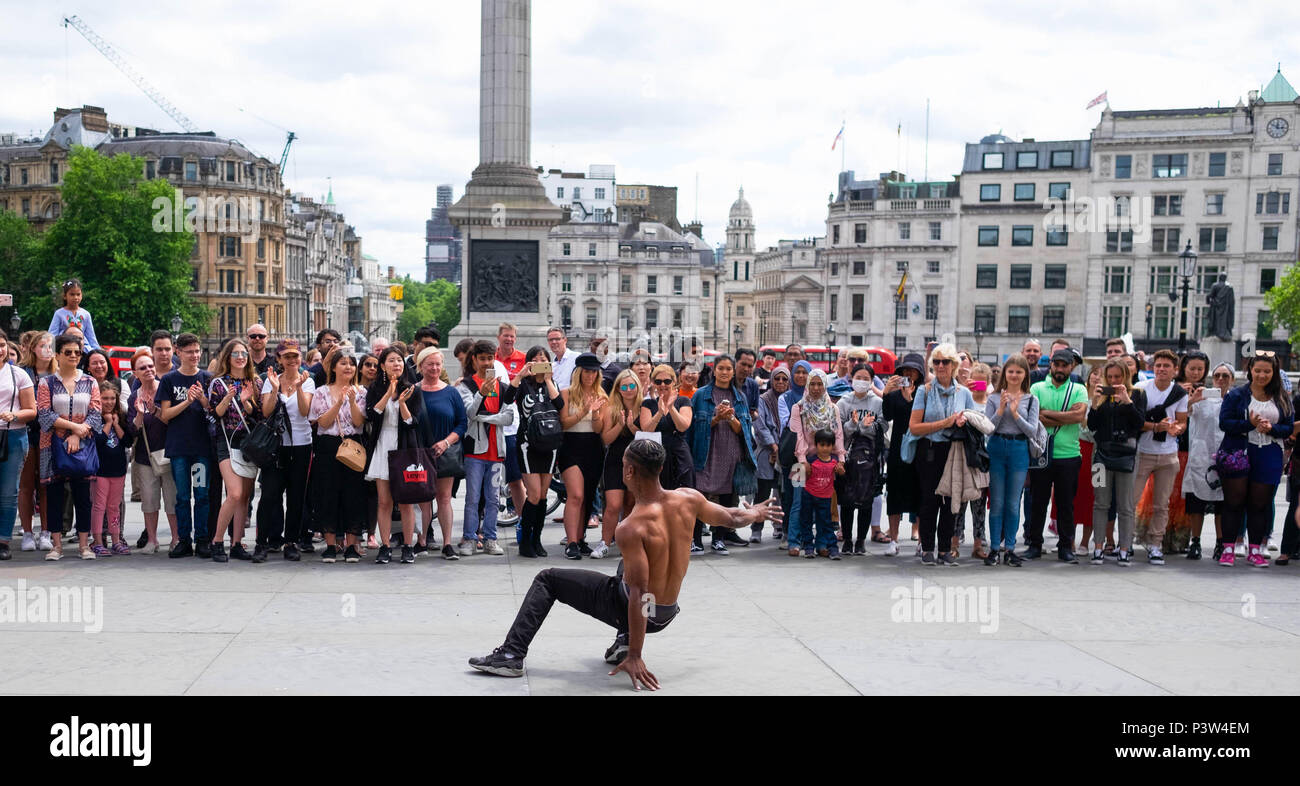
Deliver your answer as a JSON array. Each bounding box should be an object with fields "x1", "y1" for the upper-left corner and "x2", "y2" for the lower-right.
[
  {"x1": 1031, "y1": 380, "x2": 1074, "y2": 470},
  {"x1": 218, "y1": 381, "x2": 259, "y2": 479},
  {"x1": 135, "y1": 389, "x2": 170, "y2": 476},
  {"x1": 0, "y1": 366, "x2": 18, "y2": 463}
]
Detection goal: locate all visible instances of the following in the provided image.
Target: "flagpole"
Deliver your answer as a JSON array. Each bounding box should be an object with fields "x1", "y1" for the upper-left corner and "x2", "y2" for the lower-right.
[{"x1": 841, "y1": 119, "x2": 846, "y2": 173}]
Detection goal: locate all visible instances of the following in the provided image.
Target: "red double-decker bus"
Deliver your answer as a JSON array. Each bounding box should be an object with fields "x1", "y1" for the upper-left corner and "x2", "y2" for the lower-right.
[{"x1": 758, "y1": 345, "x2": 897, "y2": 377}]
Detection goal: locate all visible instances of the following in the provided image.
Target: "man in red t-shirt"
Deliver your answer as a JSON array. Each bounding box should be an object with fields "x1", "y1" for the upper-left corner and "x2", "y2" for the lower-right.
[{"x1": 495, "y1": 323, "x2": 527, "y2": 381}]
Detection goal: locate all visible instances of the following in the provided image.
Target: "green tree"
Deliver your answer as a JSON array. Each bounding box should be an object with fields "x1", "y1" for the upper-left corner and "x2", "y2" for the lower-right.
[
  {"x1": 41, "y1": 146, "x2": 212, "y2": 346},
  {"x1": 0, "y1": 209, "x2": 47, "y2": 336},
  {"x1": 1264, "y1": 260, "x2": 1300, "y2": 346},
  {"x1": 396, "y1": 276, "x2": 460, "y2": 341}
]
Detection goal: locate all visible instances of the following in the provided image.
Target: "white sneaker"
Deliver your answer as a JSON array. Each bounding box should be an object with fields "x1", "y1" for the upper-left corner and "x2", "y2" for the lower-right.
[
  {"x1": 457, "y1": 540, "x2": 476, "y2": 557},
  {"x1": 590, "y1": 541, "x2": 609, "y2": 559},
  {"x1": 37, "y1": 531, "x2": 52, "y2": 551},
  {"x1": 884, "y1": 540, "x2": 899, "y2": 557},
  {"x1": 45, "y1": 548, "x2": 62, "y2": 561},
  {"x1": 1234, "y1": 542, "x2": 1247, "y2": 557},
  {"x1": 484, "y1": 539, "x2": 504, "y2": 556},
  {"x1": 20, "y1": 532, "x2": 36, "y2": 551}
]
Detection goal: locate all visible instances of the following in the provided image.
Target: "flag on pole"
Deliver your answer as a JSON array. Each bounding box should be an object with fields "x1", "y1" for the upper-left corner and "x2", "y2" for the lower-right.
[
  {"x1": 1086, "y1": 90, "x2": 1108, "y2": 110},
  {"x1": 831, "y1": 122, "x2": 845, "y2": 150},
  {"x1": 896, "y1": 273, "x2": 908, "y2": 300}
]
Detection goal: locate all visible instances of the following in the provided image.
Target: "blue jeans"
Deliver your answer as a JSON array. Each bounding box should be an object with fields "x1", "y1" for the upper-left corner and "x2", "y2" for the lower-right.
[
  {"x1": 170, "y1": 455, "x2": 211, "y2": 543},
  {"x1": 987, "y1": 435, "x2": 1030, "y2": 551},
  {"x1": 0, "y1": 430, "x2": 29, "y2": 543},
  {"x1": 802, "y1": 492, "x2": 836, "y2": 551},
  {"x1": 463, "y1": 457, "x2": 501, "y2": 542}
]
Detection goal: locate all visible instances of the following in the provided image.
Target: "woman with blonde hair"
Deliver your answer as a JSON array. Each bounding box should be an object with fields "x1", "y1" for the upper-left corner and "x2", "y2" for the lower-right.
[
  {"x1": 558, "y1": 353, "x2": 608, "y2": 559},
  {"x1": 17, "y1": 331, "x2": 56, "y2": 551},
  {"x1": 206, "y1": 339, "x2": 262, "y2": 562},
  {"x1": 640, "y1": 363, "x2": 694, "y2": 492},
  {"x1": 592, "y1": 368, "x2": 643, "y2": 558},
  {"x1": 907, "y1": 342, "x2": 975, "y2": 566}
]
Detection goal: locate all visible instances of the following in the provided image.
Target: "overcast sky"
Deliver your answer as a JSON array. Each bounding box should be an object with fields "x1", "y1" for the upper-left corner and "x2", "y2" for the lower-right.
[{"x1": 4, "y1": 1, "x2": 1298, "y2": 279}]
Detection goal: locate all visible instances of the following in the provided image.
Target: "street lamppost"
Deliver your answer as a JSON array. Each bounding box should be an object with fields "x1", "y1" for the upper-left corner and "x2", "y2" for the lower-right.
[
  {"x1": 823, "y1": 322, "x2": 836, "y2": 372},
  {"x1": 725, "y1": 296, "x2": 733, "y2": 353},
  {"x1": 974, "y1": 326, "x2": 985, "y2": 360},
  {"x1": 1177, "y1": 241, "x2": 1198, "y2": 354},
  {"x1": 733, "y1": 324, "x2": 743, "y2": 355},
  {"x1": 1145, "y1": 301, "x2": 1154, "y2": 343},
  {"x1": 170, "y1": 313, "x2": 183, "y2": 341},
  {"x1": 9, "y1": 310, "x2": 20, "y2": 337}
]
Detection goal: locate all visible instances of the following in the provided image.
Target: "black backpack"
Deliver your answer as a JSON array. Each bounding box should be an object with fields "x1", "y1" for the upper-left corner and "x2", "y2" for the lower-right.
[
  {"x1": 842, "y1": 428, "x2": 883, "y2": 505},
  {"x1": 525, "y1": 395, "x2": 563, "y2": 451}
]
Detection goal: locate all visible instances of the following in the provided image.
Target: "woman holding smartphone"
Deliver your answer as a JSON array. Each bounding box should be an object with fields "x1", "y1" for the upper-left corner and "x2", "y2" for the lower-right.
[
  {"x1": 503, "y1": 346, "x2": 562, "y2": 558},
  {"x1": 1087, "y1": 360, "x2": 1146, "y2": 567}
]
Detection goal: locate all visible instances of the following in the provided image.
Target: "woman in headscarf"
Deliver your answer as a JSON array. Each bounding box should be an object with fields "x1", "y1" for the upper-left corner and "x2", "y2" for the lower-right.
[
  {"x1": 751, "y1": 364, "x2": 788, "y2": 543},
  {"x1": 775, "y1": 360, "x2": 811, "y2": 542},
  {"x1": 787, "y1": 368, "x2": 846, "y2": 557}
]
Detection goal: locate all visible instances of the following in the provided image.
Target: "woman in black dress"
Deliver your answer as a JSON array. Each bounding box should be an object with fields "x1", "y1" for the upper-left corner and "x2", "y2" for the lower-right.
[
  {"x1": 639, "y1": 364, "x2": 694, "y2": 491},
  {"x1": 502, "y1": 345, "x2": 562, "y2": 558},
  {"x1": 592, "y1": 368, "x2": 643, "y2": 559}
]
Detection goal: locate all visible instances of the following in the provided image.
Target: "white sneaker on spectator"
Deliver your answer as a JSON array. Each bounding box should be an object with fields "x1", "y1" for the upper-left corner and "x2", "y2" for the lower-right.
[
  {"x1": 1234, "y1": 542, "x2": 1247, "y2": 557},
  {"x1": 884, "y1": 541, "x2": 899, "y2": 557},
  {"x1": 37, "y1": 531, "x2": 52, "y2": 551},
  {"x1": 590, "y1": 541, "x2": 609, "y2": 559},
  {"x1": 457, "y1": 540, "x2": 476, "y2": 557},
  {"x1": 20, "y1": 532, "x2": 36, "y2": 551},
  {"x1": 484, "y1": 539, "x2": 504, "y2": 556}
]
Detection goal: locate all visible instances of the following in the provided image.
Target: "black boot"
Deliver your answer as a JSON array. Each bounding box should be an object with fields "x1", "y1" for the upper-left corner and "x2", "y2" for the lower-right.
[
  {"x1": 517, "y1": 501, "x2": 537, "y2": 559},
  {"x1": 530, "y1": 502, "x2": 548, "y2": 558},
  {"x1": 1186, "y1": 537, "x2": 1202, "y2": 560}
]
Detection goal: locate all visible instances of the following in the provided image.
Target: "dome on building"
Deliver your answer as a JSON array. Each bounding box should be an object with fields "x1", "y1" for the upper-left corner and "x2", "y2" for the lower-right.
[
  {"x1": 728, "y1": 187, "x2": 753, "y2": 225},
  {"x1": 979, "y1": 133, "x2": 1014, "y2": 144}
]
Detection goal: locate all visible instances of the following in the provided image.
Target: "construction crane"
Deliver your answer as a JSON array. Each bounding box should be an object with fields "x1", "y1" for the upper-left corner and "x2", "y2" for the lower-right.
[
  {"x1": 62, "y1": 15, "x2": 199, "y2": 134},
  {"x1": 238, "y1": 108, "x2": 296, "y2": 178}
]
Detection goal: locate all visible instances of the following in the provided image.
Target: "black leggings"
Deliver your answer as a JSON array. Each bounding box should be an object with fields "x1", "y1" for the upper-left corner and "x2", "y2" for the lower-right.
[
  {"x1": 1220, "y1": 476, "x2": 1276, "y2": 545},
  {"x1": 256, "y1": 444, "x2": 311, "y2": 546},
  {"x1": 840, "y1": 499, "x2": 872, "y2": 545},
  {"x1": 696, "y1": 492, "x2": 738, "y2": 545},
  {"x1": 47, "y1": 479, "x2": 92, "y2": 534},
  {"x1": 915, "y1": 440, "x2": 955, "y2": 553}
]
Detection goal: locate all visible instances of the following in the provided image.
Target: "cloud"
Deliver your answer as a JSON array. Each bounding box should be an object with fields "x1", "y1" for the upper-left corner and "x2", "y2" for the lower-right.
[{"x1": 2, "y1": 0, "x2": 1298, "y2": 278}]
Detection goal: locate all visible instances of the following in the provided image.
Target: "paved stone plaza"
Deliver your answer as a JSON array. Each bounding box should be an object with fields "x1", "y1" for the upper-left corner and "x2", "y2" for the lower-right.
[{"x1": 2, "y1": 494, "x2": 1297, "y2": 696}]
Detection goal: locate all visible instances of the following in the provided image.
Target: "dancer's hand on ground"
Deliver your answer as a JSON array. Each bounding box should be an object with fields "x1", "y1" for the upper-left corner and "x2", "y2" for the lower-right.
[{"x1": 610, "y1": 654, "x2": 659, "y2": 691}]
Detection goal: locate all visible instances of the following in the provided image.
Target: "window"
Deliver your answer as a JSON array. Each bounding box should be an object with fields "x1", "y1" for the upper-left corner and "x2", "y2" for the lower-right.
[
  {"x1": 1205, "y1": 193, "x2": 1225, "y2": 215},
  {"x1": 929, "y1": 221, "x2": 941, "y2": 240},
  {"x1": 900, "y1": 186, "x2": 917, "y2": 199},
  {"x1": 927, "y1": 260, "x2": 940, "y2": 274},
  {"x1": 978, "y1": 226, "x2": 999, "y2": 246},
  {"x1": 895, "y1": 294, "x2": 909, "y2": 320},
  {"x1": 1106, "y1": 229, "x2": 1134, "y2": 253},
  {"x1": 585, "y1": 307, "x2": 598, "y2": 331},
  {"x1": 1258, "y1": 191, "x2": 1290, "y2": 214},
  {"x1": 49, "y1": 162, "x2": 59, "y2": 183},
  {"x1": 19, "y1": 168, "x2": 28, "y2": 185},
  {"x1": 1009, "y1": 265, "x2": 1031, "y2": 289},
  {"x1": 572, "y1": 188, "x2": 581, "y2": 200},
  {"x1": 257, "y1": 271, "x2": 265, "y2": 294},
  {"x1": 832, "y1": 225, "x2": 841, "y2": 244},
  {"x1": 1149, "y1": 266, "x2": 1175, "y2": 296},
  {"x1": 1153, "y1": 153, "x2": 1187, "y2": 178},
  {"x1": 1115, "y1": 155, "x2": 1132, "y2": 179},
  {"x1": 976, "y1": 265, "x2": 998, "y2": 288},
  {"x1": 1151, "y1": 227, "x2": 1181, "y2": 253},
  {"x1": 1263, "y1": 225, "x2": 1280, "y2": 251},
  {"x1": 896, "y1": 260, "x2": 909, "y2": 273},
  {"x1": 850, "y1": 335, "x2": 864, "y2": 346},
  {"x1": 1198, "y1": 227, "x2": 1228, "y2": 253},
  {"x1": 736, "y1": 305, "x2": 745, "y2": 317},
  {"x1": 1016, "y1": 151, "x2": 1039, "y2": 168},
  {"x1": 852, "y1": 260, "x2": 866, "y2": 276},
  {"x1": 1258, "y1": 310, "x2": 1274, "y2": 341},
  {"x1": 980, "y1": 184, "x2": 1001, "y2": 201},
  {"x1": 1261, "y1": 268, "x2": 1277, "y2": 292},
  {"x1": 257, "y1": 238, "x2": 265, "y2": 259},
  {"x1": 1011, "y1": 226, "x2": 1033, "y2": 246},
  {"x1": 673, "y1": 275, "x2": 684, "y2": 295},
  {"x1": 1046, "y1": 227, "x2": 1069, "y2": 246},
  {"x1": 1044, "y1": 265, "x2": 1067, "y2": 289},
  {"x1": 594, "y1": 188, "x2": 605, "y2": 200},
  {"x1": 586, "y1": 274, "x2": 597, "y2": 292},
  {"x1": 1195, "y1": 265, "x2": 1222, "y2": 294},
  {"x1": 898, "y1": 222, "x2": 911, "y2": 240},
  {"x1": 672, "y1": 309, "x2": 683, "y2": 329},
  {"x1": 852, "y1": 293, "x2": 865, "y2": 321},
  {"x1": 1154, "y1": 195, "x2": 1182, "y2": 216},
  {"x1": 1114, "y1": 195, "x2": 1131, "y2": 217},
  {"x1": 562, "y1": 242, "x2": 571, "y2": 256},
  {"x1": 221, "y1": 236, "x2": 241, "y2": 257},
  {"x1": 1050, "y1": 150, "x2": 1074, "y2": 168},
  {"x1": 974, "y1": 306, "x2": 996, "y2": 333},
  {"x1": 588, "y1": 243, "x2": 597, "y2": 256},
  {"x1": 224, "y1": 161, "x2": 236, "y2": 182},
  {"x1": 1103, "y1": 305, "x2": 1130, "y2": 337},
  {"x1": 145, "y1": 160, "x2": 155, "y2": 179},
  {"x1": 185, "y1": 161, "x2": 197, "y2": 181},
  {"x1": 1008, "y1": 306, "x2": 1030, "y2": 333},
  {"x1": 1048, "y1": 182, "x2": 1070, "y2": 200},
  {"x1": 561, "y1": 273, "x2": 572, "y2": 292},
  {"x1": 1042, "y1": 306, "x2": 1065, "y2": 334},
  {"x1": 645, "y1": 307, "x2": 658, "y2": 330},
  {"x1": 893, "y1": 336, "x2": 906, "y2": 354},
  {"x1": 925, "y1": 294, "x2": 938, "y2": 320},
  {"x1": 1208, "y1": 152, "x2": 1226, "y2": 177},
  {"x1": 1152, "y1": 305, "x2": 1174, "y2": 339},
  {"x1": 982, "y1": 152, "x2": 1004, "y2": 170},
  {"x1": 646, "y1": 247, "x2": 658, "y2": 259},
  {"x1": 556, "y1": 187, "x2": 564, "y2": 199},
  {"x1": 594, "y1": 209, "x2": 607, "y2": 222},
  {"x1": 700, "y1": 280, "x2": 708, "y2": 298},
  {"x1": 1014, "y1": 183, "x2": 1036, "y2": 201},
  {"x1": 1268, "y1": 153, "x2": 1283, "y2": 176},
  {"x1": 646, "y1": 275, "x2": 657, "y2": 294},
  {"x1": 829, "y1": 294, "x2": 838, "y2": 321},
  {"x1": 1105, "y1": 265, "x2": 1131, "y2": 294},
  {"x1": 854, "y1": 223, "x2": 867, "y2": 243}
]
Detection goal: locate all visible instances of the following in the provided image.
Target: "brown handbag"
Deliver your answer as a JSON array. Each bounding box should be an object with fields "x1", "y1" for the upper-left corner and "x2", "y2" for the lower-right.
[{"x1": 335, "y1": 437, "x2": 366, "y2": 472}]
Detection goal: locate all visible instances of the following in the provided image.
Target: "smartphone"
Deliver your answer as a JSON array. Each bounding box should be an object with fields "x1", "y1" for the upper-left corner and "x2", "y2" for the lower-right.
[
  {"x1": 900, "y1": 377, "x2": 912, "y2": 388},
  {"x1": 483, "y1": 366, "x2": 496, "y2": 382},
  {"x1": 1100, "y1": 385, "x2": 1116, "y2": 396},
  {"x1": 531, "y1": 361, "x2": 552, "y2": 374}
]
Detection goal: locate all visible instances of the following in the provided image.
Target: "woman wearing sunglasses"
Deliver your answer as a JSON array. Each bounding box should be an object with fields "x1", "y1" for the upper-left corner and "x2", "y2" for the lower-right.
[
  {"x1": 207, "y1": 339, "x2": 262, "y2": 562},
  {"x1": 640, "y1": 364, "x2": 694, "y2": 494},
  {"x1": 907, "y1": 344, "x2": 975, "y2": 566},
  {"x1": 502, "y1": 346, "x2": 563, "y2": 558},
  {"x1": 591, "y1": 369, "x2": 643, "y2": 559},
  {"x1": 1184, "y1": 361, "x2": 1231, "y2": 561},
  {"x1": 36, "y1": 335, "x2": 103, "y2": 560},
  {"x1": 357, "y1": 353, "x2": 382, "y2": 549}
]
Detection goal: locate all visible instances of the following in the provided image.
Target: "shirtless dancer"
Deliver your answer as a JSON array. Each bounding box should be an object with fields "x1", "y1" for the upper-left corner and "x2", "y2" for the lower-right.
[{"x1": 469, "y1": 439, "x2": 782, "y2": 690}]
